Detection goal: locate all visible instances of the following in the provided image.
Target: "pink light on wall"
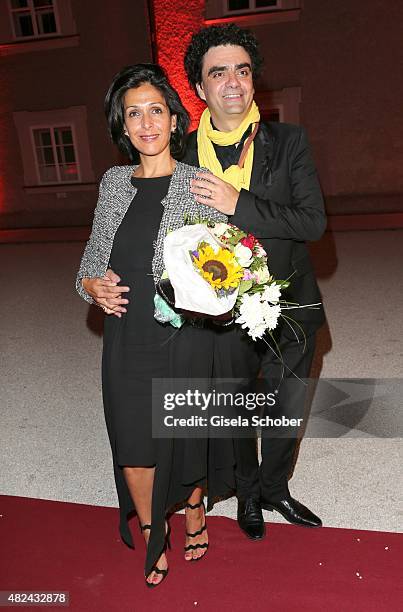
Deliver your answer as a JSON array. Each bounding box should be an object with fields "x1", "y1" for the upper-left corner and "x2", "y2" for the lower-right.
[
  {"x1": 0, "y1": 176, "x2": 4, "y2": 213},
  {"x1": 151, "y1": 0, "x2": 206, "y2": 130},
  {"x1": 0, "y1": 78, "x2": 9, "y2": 213}
]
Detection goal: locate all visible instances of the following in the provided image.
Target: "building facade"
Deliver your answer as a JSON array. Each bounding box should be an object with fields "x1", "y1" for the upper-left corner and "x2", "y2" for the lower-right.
[
  {"x1": 204, "y1": 0, "x2": 403, "y2": 217},
  {"x1": 0, "y1": 0, "x2": 402, "y2": 229},
  {"x1": 0, "y1": 0, "x2": 152, "y2": 228}
]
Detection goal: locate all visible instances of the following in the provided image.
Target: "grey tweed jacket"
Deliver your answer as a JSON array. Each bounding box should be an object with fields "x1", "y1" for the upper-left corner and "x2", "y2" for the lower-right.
[{"x1": 75, "y1": 161, "x2": 227, "y2": 304}]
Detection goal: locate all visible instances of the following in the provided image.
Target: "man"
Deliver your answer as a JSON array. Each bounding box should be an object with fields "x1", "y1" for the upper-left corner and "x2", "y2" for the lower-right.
[{"x1": 183, "y1": 24, "x2": 326, "y2": 539}]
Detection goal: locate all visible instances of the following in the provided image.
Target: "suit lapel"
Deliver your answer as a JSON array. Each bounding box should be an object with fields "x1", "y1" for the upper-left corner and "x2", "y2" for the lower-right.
[
  {"x1": 184, "y1": 131, "x2": 199, "y2": 166},
  {"x1": 249, "y1": 123, "x2": 275, "y2": 197},
  {"x1": 250, "y1": 131, "x2": 265, "y2": 192}
]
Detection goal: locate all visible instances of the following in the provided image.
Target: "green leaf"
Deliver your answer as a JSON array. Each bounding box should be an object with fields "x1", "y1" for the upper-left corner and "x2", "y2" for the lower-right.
[
  {"x1": 249, "y1": 257, "x2": 265, "y2": 272},
  {"x1": 238, "y1": 280, "x2": 253, "y2": 295}
]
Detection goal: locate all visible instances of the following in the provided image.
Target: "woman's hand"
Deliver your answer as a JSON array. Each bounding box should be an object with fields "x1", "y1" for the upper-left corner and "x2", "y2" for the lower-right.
[{"x1": 82, "y1": 269, "x2": 130, "y2": 318}]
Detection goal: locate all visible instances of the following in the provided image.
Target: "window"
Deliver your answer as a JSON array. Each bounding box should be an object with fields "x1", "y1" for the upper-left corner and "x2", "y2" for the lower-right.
[
  {"x1": 205, "y1": 1, "x2": 300, "y2": 25},
  {"x1": 2, "y1": 0, "x2": 78, "y2": 56},
  {"x1": 13, "y1": 106, "x2": 95, "y2": 191},
  {"x1": 255, "y1": 86, "x2": 301, "y2": 124},
  {"x1": 9, "y1": 0, "x2": 59, "y2": 39},
  {"x1": 32, "y1": 125, "x2": 79, "y2": 184},
  {"x1": 226, "y1": 0, "x2": 278, "y2": 13}
]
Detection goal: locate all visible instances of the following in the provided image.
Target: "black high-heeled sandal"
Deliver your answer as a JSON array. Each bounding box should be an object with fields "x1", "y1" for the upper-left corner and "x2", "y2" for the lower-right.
[
  {"x1": 184, "y1": 501, "x2": 209, "y2": 562},
  {"x1": 140, "y1": 523, "x2": 171, "y2": 588}
]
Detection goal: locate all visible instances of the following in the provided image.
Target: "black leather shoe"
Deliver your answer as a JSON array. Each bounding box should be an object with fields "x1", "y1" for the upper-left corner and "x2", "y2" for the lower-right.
[
  {"x1": 261, "y1": 497, "x2": 322, "y2": 527},
  {"x1": 237, "y1": 497, "x2": 265, "y2": 540}
]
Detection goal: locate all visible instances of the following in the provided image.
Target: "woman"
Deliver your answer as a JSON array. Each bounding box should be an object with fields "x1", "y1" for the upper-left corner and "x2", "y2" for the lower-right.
[{"x1": 75, "y1": 64, "x2": 241, "y2": 587}]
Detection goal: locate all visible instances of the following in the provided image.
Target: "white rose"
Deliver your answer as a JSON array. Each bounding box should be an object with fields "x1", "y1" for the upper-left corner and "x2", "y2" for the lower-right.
[
  {"x1": 234, "y1": 243, "x2": 253, "y2": 267},
  {"x1": 254, "y1": 266, "x2": 270, "y2": 284},
  {"x1": 255, "y1": 243, "x2": 267, "y2": 258},
  {"x1": 210, "y1": 222, "x2": 230, "y2": 239}
]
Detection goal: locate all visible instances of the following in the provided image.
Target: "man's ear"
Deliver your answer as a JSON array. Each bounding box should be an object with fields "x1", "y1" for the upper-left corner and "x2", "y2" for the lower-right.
[{"x1": 196, "y1": 82, "x2": 206, "y2": 101}]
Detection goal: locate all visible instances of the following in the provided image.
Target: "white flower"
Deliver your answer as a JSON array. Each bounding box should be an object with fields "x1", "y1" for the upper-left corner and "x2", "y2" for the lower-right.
[
  {"x1": 261, "y1": 302, "x2": 281, "y2": 330},
  {"x1": 249, "y1": 322, "x2": 267, "y2": 340},
  {"x1": 254, "y1": 266, "x2": 270, "y2": 285},
  {"x1": 262, "y1": 283, "x2": 282, "y2": 304},
  {"x1": 234, "y1": 243, "x2": 253, "y2": 267},
  {"x1": 255, "y1": 243, "x2": 267, "y2": 258},
  {"x1": 210, "y1": 222, "x2": 230, "y2": 239},
  {"x1": 235, "y1": 293, "x2": 267, "y2": 340},
  {"x1": 235, "y1": 292, "x2": 282, "y2": 339}
]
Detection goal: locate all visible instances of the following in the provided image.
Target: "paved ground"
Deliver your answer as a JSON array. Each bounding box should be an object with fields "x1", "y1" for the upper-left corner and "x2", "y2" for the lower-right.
[{"x1": 0, "y1": 229, "x2": 402, "y2": 532}]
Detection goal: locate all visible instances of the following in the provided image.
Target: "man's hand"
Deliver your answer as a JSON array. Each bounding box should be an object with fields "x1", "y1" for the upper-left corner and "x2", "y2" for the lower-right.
[
  {"x1": 190, "y1": 171, "x2": 239, "y2": 215},
  {"x1": 82, "y1": 268, "x2": 130, "y2": 318}
]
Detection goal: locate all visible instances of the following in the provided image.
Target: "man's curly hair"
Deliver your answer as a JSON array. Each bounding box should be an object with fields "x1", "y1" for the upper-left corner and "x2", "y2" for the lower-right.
[{"x1": 184, "y1": 24, "x2": 263, "y2": 93}]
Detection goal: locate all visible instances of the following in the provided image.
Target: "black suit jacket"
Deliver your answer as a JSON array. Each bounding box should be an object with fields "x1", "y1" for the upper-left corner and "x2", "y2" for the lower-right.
[{"x1": 183, "y1": 121, "x2": 326, "y2": 337}]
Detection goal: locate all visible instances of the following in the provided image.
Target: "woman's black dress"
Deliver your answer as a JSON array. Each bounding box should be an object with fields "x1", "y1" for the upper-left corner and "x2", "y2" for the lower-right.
[{"x1": 101, "y1": 175, "x2": 255, "y2": 576}]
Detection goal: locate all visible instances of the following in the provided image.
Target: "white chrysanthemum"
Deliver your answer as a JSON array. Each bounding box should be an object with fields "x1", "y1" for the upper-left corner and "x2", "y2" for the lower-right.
[
  {"x1": 261, "y1": 302, "x2": 281, "y2": 330},
  {"x1": 236, "y1": 292, "x2": 282, "y2": 339},
  {"x1": 262, "y1": 283, "x2": 282, "y2": 304},
  {"x1": 235, "y1": 293, "x2": 267, "y2": 340},
  {"x1": 236, "y1": 293, "x2": 261, "y2": 320},
  {"x1": 251, "y1": 321, "x2": 268, "y2": 340},
  {"x1": 254, "y1": 266, "x2": 270, "y2": 285},
  {"x1": 234, "y1": 243, "x2": 253, "y2": 267}
]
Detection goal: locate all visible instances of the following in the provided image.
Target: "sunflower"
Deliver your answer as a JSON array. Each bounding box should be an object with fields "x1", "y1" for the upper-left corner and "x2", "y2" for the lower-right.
[{"x1": 192, "y1": 244, "x2": 243, "y2": 291}]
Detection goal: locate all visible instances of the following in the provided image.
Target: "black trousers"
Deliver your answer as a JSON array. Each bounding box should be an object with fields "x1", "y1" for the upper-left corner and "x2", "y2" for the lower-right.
[{"x1": 233, "y1": 331, "x2": 316, "y2": 502}]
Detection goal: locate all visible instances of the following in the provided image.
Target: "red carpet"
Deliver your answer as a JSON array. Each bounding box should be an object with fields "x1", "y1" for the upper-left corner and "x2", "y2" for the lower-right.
[{"x1": 0, "y1": 496, "x2": 401, "y2": 612}]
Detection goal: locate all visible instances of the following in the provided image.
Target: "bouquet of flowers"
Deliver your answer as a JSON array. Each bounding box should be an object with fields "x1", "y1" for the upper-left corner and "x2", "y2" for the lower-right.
[{"x1": 154, "y1": 220, "x2": 319, "y2": 342}]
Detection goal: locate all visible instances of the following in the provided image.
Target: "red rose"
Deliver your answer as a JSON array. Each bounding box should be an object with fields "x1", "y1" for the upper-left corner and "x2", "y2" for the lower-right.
[{"x1": 241, "y1": 234, "x2": 257, "y2": 249}]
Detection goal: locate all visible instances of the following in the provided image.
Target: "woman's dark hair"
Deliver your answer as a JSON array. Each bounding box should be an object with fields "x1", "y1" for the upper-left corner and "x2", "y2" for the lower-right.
[
  {"x1": 184, "y1": 24, "x2": 263, "y2": 93},
  {"x1": 104, "y1": 63, "x2": 190, "y2": 162}
]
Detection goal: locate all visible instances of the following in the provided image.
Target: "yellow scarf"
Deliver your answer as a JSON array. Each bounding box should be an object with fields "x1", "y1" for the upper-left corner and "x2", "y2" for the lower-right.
[{"x1": 197, "y1": 101, "x2": 260, "y2": 191}]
